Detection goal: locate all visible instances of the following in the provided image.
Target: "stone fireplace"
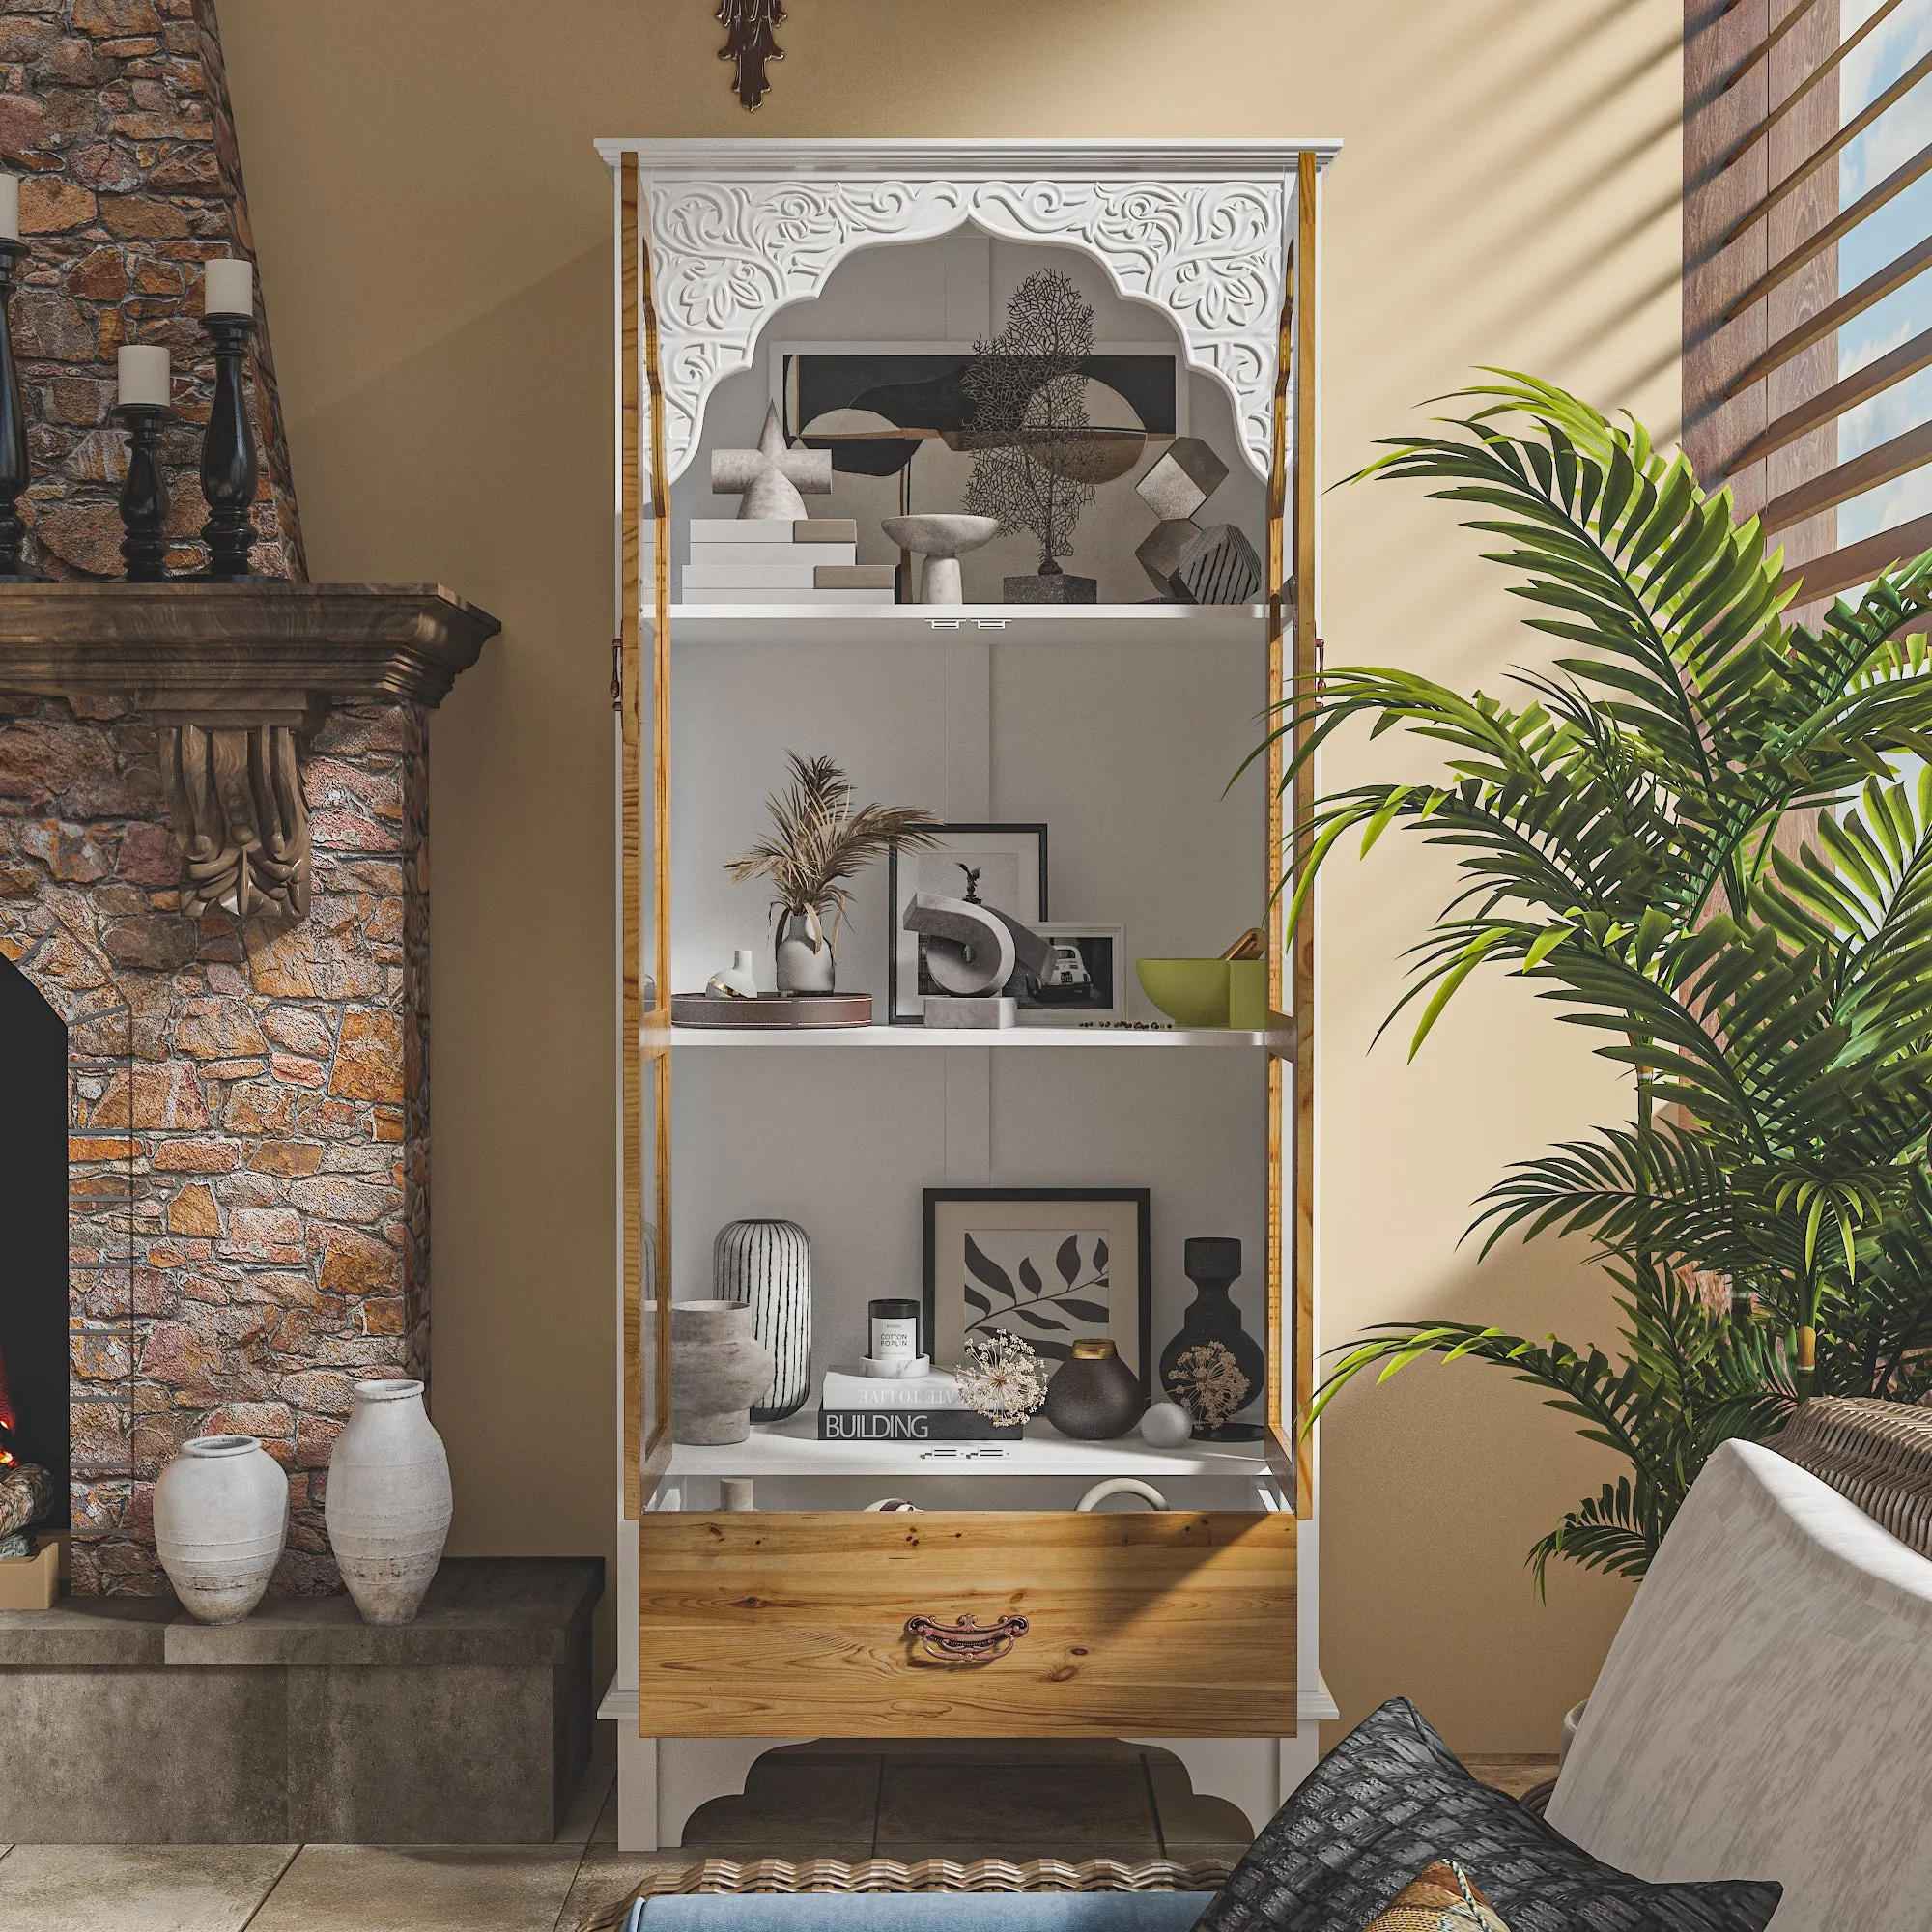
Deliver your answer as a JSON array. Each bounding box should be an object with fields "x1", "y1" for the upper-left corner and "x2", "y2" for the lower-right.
[{"x1": 0, "y1": 583, "x2": 495, "y2": 1595}]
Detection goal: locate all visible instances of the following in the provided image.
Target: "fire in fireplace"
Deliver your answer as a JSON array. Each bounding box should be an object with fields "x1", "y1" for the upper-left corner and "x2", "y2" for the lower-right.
[{"x1": 0, "y1": 954, "x2": 69, "y2": 1542}]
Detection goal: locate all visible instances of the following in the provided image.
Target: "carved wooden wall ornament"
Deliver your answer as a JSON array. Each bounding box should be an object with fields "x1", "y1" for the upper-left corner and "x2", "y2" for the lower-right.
[
  {"x1": 718, "y1": 0, "x2": 786, "y2": 110},
  {"x1": 595, "y1": 141, "x2": 1340, "y2": 492}
]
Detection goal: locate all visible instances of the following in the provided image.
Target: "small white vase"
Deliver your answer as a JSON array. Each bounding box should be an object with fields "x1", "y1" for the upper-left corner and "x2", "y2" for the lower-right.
[
  {"x1": 154, "y1": 1435, "x2": 289, "y2": 1624},
  {"x1": 774, "y1": 912, "x2": 835, "y2": 993},
  {"x1": 324, "y1": 1378, "x2": 452, "y2": 1626},
  {"x1": 706, "y1": 949, "x2": 758, "y2": 999}
]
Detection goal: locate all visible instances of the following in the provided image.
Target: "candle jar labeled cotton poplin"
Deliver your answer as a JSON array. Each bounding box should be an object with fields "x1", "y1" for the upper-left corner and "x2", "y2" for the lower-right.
[{"x1": 868, "y1": 1299, "x2": 920, "y2": 1366}]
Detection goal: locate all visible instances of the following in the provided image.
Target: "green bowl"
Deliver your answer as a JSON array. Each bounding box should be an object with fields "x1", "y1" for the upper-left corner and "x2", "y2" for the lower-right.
[{"x1": 1136, "y1": 957, "x2": 1233, "y2": 1027}]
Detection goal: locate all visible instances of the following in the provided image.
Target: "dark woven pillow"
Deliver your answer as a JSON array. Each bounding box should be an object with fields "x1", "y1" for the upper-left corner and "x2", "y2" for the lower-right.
[{"x1": 1194, "y1": 1699, "x2": 1781, "y2": 1932}]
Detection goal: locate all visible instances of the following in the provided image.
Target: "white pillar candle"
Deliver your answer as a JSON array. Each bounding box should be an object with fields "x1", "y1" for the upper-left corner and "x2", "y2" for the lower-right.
[
  {"x1": 0, "y1": 174, "x2": 19, "y2": 243},
  {"x1": 117, "y1": 344, "x2": 171, "y2": 408},
  {"x1": 203, "y1": 257, "x2": 252, "y2": 316}
]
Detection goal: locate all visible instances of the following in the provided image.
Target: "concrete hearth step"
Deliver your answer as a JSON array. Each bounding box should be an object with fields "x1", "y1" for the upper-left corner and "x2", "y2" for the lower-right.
[{"x1": 0, "y1": 1557, "x2": 601, "y2": 1847}]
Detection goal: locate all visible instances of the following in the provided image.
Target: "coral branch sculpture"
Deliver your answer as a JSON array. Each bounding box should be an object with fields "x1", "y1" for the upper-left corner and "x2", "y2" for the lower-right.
[{"x1": 962, "y1": 270, "x2": 1100, "y2": 578}]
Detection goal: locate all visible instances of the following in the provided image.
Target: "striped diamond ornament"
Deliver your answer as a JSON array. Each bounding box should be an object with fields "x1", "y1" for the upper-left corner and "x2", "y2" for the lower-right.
[{"x1": 712, "y1": 1220, "x2": 812, "y2": 1421}]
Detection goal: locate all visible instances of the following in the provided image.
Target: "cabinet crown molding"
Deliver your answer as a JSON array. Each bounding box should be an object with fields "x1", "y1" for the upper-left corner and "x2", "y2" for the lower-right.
[{"x1": 597, "y1": 136, "x2": 1341, "y2": 489}]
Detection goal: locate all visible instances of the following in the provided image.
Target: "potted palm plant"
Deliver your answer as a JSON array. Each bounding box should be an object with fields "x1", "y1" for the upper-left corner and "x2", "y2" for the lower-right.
[
  {"x1": 726, "y1": 752, "x2": 940, "y2": 993},
  {"x1": 1266, "y1": 374, "x2": 1932, "y2": 1584}
]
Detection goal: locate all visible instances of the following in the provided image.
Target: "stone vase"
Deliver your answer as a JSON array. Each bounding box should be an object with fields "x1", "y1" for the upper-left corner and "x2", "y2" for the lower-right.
[
  {"x1": 325, "y1": 1378, "x2": 452, "y2": 1626},
  {"x1": 713, "y1": 1219, "x2": 812, "y2": 1421},
  {"x1": 671, "y1": 1300, "x2": 773, "y2": 1445},
  {"x1": 774, "y1": 910, "x2": 835, "y2": 993},
  {"x1": 154, "y1": 1435, "x2": 290, "y2": 1624}
]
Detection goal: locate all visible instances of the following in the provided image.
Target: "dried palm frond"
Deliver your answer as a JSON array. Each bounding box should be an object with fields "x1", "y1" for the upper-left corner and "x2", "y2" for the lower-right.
[{"x1": 724, "y1": 753, "x2": 940, "y2": 949}]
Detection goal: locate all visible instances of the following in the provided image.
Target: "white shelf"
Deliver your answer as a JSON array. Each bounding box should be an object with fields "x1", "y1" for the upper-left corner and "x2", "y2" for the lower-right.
[
  {"x1": 665, "y1": 1415, "x2": 1279, "y2": 1480},
  {"x1": 668, "y1": 1023, "x2": 1267, "y2": 1048},
  {"x1": 648, "y1": 604, "x2": 1269, "y2": 648}
]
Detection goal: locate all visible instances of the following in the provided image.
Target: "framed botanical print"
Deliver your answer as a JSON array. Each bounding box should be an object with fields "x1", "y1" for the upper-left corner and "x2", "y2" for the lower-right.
[
  {"x1": 923, "y1": 1187, "x2": 1151, "y2": 1392},
  {"x1": 887, "y1": 824, "x2": 1047, "y2": 1024}
]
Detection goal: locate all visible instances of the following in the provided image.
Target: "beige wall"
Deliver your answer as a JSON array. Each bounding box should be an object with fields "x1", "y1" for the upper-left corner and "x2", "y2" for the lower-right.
[{"x1": 218, "y1": 0, "x2": 1680, "y2": 1751}]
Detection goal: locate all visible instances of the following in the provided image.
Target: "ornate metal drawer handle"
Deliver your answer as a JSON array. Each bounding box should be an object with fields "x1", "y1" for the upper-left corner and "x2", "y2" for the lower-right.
[{"x1": 904, "y1": 1611, "x2": 1030, "y2": 1664}]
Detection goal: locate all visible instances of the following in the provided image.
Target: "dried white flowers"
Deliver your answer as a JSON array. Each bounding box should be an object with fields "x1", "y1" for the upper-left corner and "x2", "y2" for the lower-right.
[{"x1": 954, "y1": 1329, "x2": 1049, "y2": 1426}]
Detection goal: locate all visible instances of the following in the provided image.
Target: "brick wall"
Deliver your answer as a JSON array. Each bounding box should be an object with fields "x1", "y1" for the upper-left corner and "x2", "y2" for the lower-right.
[
  {"x1": 1, "y1": 0, "x2": 303, "y2": 578},
  {"x1": 0, "y1": 697, "x2": 428, "y2": 1594}
]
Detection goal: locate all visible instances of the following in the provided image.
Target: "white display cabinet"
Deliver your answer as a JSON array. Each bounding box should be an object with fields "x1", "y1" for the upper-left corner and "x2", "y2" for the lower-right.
[{"x1": 597, "y1": 138, "x2": 1336, "y2": 1854}]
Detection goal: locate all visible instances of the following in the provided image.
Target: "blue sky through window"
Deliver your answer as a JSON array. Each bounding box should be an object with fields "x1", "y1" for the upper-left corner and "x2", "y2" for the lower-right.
[{"x1": 1834, "y1": 0, "x2": 1932, "y2": 555}]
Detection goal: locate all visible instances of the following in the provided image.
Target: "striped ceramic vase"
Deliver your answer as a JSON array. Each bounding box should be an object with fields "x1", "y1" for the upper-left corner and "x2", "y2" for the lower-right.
[{"x1": 713, "y1": 1219, "x2": 811, "y2": 1421}]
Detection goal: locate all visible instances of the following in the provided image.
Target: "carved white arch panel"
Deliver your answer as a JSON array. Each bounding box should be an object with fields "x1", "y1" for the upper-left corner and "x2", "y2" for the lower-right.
[{"x1": 599, "y1": 140, "x2": 1340, "y2": 488}]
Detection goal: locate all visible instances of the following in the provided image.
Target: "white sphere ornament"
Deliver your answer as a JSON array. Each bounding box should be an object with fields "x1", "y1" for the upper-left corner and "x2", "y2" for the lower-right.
[
  {"x1": 154, "y1": 1435, "x2": 290, "y2": 1623},
  {"x1": 1139, "y1": 1399, "x2": 1194, "y2": 1448},
  {"x1": 325, "y1": 1378, "x2": 452, "y2": 1626}
]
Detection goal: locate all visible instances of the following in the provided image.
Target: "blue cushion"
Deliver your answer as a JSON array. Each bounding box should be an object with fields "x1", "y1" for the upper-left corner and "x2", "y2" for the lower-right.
[{"x1": 631, "y1": 1892, "x2": 1213, "y2": 1932}]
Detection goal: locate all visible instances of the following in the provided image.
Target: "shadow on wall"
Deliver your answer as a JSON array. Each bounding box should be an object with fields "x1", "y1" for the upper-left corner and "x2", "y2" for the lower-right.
[{"x1": 283, "y1": 242, "x2": 623, "y2": 1675}]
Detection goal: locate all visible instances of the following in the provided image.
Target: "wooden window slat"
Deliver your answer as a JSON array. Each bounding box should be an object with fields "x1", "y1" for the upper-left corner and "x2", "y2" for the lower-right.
[
  {"x1": 1707, "y1": 0, "x2": 1904, "y2": 179},
  {"x1": 1760, "y1": 419, "x2": 1932, "y2": 532},
  {"x1": 1717, "y1": 0, "x2": 1827, "y2": 91},
  {"x1": 1724, "y1": 137, "x2": 1932, "y2": 322},
  {"x1": 1725, "y1": 230, "x2": 1932, "y2": 396},
  {"x1": 1782, "y1": 508, "x2": 1932, "y2": 598},
  {"x1": 1720, "y1": 46, "x2": 1932, "y2": 245},
  {"x1": 1732, "y1": 325, "x2": 1932, "y2": 469}
]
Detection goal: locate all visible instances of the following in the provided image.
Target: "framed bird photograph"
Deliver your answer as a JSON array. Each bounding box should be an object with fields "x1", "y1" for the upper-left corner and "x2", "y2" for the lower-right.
[{"x1": 886, "y1": 823, "x2": 1047, "y2": 1023}]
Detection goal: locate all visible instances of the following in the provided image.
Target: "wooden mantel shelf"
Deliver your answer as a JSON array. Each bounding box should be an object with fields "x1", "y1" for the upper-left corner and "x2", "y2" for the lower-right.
[
  {"x1": 0, "y1": 581, "x2": 500, "y2": 921},
  {"x1": 0, "y1": 581, "x2": 500, "y2": 721}
]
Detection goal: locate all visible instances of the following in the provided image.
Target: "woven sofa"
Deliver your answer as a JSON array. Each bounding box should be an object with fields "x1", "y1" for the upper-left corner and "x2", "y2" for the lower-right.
[{"x1": 625, "y1": 1407, "x2": 1932, "y2": 1931}]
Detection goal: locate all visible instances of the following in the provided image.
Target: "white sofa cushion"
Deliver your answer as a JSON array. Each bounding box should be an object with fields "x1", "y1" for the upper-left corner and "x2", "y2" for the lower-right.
[{"x1": 1547, "y1": 1437, "x2": 1932, "y2": 1931}]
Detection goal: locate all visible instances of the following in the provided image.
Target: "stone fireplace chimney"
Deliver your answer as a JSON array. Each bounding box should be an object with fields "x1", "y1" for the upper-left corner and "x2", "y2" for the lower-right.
[
  {"x1": 1, "y1": 0, "x2": 302, "y2": 581},
  {"x1": 1, "y1": 0, "x2": 497, "y2": 1599}
]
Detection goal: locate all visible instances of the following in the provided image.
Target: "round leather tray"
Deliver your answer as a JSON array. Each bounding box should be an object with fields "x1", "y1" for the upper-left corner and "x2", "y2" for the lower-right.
[{"x1": 671, "y1": 992, "x2": 873, "y2": 1029}]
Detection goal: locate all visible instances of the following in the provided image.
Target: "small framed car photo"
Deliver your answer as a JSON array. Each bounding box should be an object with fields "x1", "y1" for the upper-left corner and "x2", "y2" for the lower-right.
[{"x1": 1014, "y1": 923, "x2": 1124, "y2": 1026}]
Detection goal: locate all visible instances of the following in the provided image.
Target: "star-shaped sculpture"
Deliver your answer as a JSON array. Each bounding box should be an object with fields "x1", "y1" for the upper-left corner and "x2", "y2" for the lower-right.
[{"x1": 709, "y1": 402, "x2": 833, "y2": 521}]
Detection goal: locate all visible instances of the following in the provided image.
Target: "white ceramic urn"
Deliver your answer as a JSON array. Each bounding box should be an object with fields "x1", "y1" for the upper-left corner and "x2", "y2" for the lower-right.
[
  {"x1": 324, "y1": 1378, "x2": 452, "y2": 1626},
  {"x1": 154, "y1": 1435, "x2": 290, "y2": 1624}
]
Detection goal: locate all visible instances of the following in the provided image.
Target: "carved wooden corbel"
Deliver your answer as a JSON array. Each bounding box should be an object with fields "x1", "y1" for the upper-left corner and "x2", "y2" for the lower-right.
[{"x1": 164, "y1": 721, "x2": 312, "y2": 920}]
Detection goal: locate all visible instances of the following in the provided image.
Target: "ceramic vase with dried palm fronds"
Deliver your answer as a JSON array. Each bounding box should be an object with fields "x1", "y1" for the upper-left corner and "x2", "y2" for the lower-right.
[{"x1": 726, "y1": 753, "x2": 940, "y2": 993}]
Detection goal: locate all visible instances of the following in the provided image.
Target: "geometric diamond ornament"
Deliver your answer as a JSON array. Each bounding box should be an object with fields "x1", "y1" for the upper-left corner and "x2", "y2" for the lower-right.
[{"x1": 1135, "y1": 437, "x2": 1230, "y2": 522}]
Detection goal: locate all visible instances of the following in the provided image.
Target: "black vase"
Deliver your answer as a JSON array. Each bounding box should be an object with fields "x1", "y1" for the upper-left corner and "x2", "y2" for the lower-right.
[
  {"x1": 1158, "y1": 1236, "x2": 1266, "y2": 1440},
  {"x1": 1043, "y1": 1339, "x2": 1144, "y2": 1440}
]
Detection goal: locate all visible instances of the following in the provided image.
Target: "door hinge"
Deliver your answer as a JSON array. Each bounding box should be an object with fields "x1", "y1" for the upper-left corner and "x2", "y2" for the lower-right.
[{"x1": 611, "y1": 637, "x2": 623, "y2": 711}]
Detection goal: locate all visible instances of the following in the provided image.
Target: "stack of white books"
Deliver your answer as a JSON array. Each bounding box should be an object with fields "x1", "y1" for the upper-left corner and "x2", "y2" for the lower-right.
[
  {"x1": 816, "y1": 1364, "x2": 1020, "y2": 1441},
  {"x1": 682, "y1": 519, "x2": 896, "y2": 605}
]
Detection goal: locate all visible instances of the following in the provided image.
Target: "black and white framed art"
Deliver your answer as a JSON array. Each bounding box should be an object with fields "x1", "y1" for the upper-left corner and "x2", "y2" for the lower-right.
[{"x1": 887, "y1": 823, "x2": 1047, "y2": 1024}]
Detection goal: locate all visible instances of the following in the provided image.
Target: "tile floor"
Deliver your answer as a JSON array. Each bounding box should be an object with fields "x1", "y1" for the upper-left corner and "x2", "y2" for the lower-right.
[{"x1": 0, "y1": 1737, "x2": 1559, "y2": 1932}]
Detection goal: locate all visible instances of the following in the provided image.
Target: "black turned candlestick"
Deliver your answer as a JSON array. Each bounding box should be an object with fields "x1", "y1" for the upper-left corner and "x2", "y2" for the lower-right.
[
  {"x1": 114, "y1": 403, "x2": 172, "y2": 582},
  {"x1": 198, "y1": 308, "x2": 259, "y2": 579},
  {"x1": 0, "y1": 236, "x2": 44, "y2": 582}
]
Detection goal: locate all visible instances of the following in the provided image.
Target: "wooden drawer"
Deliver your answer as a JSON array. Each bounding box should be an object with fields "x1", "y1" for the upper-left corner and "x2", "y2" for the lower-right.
[{"x1": 638, "y1": 1508, "x2": 1295, "y2": 1737}]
